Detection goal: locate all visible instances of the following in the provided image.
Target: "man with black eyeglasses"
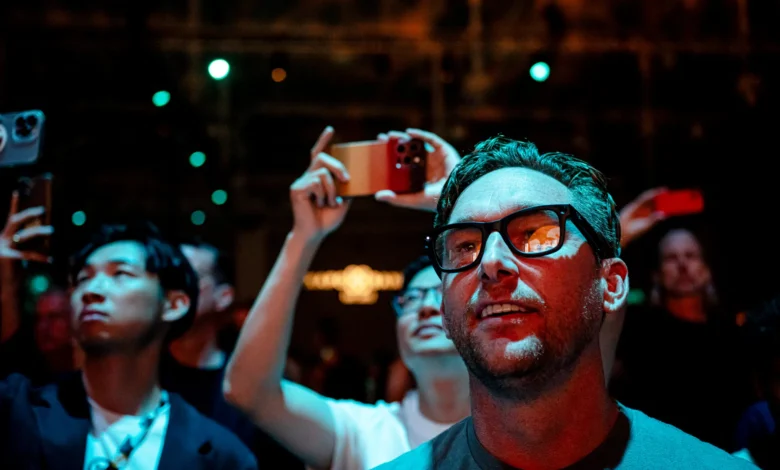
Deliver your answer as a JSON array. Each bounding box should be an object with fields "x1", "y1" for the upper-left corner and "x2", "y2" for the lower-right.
[{"x1": 376, "y1": 136, "x2": 756, "y2": 469}]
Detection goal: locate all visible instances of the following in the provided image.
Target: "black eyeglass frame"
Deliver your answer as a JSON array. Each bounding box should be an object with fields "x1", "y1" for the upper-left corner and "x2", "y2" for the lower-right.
[
  {"x1": 392, "y1": 285, "x2": 443, "y2": 317},
  {"x1": 425, "y1": 204, "x2": 619, "y2": 275}
]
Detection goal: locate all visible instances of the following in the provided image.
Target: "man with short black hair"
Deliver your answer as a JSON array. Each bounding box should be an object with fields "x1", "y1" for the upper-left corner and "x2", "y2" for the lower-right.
[
  {"x1": 377, "y1": 136, "x2": 755, "y2": 469},
  {"x1": 0, "y1": 222, "x2": 256, "y2": 469}
]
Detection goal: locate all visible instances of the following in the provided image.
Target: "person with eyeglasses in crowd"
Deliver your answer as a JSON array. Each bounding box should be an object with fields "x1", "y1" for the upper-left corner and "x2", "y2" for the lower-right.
[
  {"x1": 0, "y1": 212, "x2": 256, "y2": 469},
  {"x1": 222, "y1": 126, "x2": 470, "y2": 470},
  {"x1": 222, "y1": 126, "x2": 655, "y2": 470},
  {"x1": 375, "y1": 136, "x2": 756, "y2": 469}
]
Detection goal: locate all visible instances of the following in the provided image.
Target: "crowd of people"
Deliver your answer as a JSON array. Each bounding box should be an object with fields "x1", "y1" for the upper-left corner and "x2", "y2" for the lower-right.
[{"x1": 0, "y1": 126, "x2": 777, "y2": 469}]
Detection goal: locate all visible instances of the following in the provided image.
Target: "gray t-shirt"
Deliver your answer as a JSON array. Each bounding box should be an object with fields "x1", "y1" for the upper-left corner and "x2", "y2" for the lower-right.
[{"x1": 373, "y1": 405, "x2": 758, "y2": 469}]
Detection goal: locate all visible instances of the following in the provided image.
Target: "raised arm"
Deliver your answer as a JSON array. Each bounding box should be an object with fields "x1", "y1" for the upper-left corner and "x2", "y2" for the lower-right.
[
  {"x1": 1, "y1": 191, "x2": 52, "y2": 342},
  {"x1": 223, "y1": 127, "x2": 351, "y2": 469}
]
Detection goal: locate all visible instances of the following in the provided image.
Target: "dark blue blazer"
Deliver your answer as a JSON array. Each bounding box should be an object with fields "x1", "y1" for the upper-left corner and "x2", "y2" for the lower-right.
[{"x1": 0, "y1": 372, "x2": 258, "y2": 470}]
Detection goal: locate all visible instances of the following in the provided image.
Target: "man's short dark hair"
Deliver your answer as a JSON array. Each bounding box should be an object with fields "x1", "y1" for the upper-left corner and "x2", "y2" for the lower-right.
[
  {"x1": 178, "y1": 236, "x2": 234, "y2": 286},
  {"x1": 401, "y1": 256, "x2": 434, "y2": 292},
  {"x1": 69, "y1": 222, "x2": 199, "y2": 342},
  {"x1": 435, "y1": 136, "x2": 621, "y2": 259}
]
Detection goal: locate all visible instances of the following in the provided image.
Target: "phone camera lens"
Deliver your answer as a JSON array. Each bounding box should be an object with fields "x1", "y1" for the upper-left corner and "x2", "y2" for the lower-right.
[
  {"x1": 15, "y1": 116, "x2": 33, "y2": 137},
  {"x1": 403, "y1": 156, "x2": 412, "y2": 164},
  {"x1": 397, "y1": 144, "x2": 406, "y2": 154},
  {"x1": 25, "y1": 115, "x2": 38, "y2": 127},
  {"x1": 409, "y1": 142, "x2": 420, "y2": 152}
]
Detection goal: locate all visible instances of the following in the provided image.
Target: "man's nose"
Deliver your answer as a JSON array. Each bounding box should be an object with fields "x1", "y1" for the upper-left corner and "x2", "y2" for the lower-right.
[{"x1": 479, "y1": 232, "x2": 520, "y2": 285}]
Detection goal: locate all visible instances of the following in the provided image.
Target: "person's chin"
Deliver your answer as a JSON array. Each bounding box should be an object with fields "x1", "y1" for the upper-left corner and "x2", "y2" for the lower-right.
[
  {"x1": 476, "y1": 337, "x2": 542, "y2": 370},
  {"x1": 413, "y1": 341, "x2": 459, "y2": 356}
]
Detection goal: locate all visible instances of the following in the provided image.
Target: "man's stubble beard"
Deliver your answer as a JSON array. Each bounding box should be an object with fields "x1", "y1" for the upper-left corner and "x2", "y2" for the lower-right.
[{"x1": 447, "y1": 289, "x2": 603, "y2": 402}]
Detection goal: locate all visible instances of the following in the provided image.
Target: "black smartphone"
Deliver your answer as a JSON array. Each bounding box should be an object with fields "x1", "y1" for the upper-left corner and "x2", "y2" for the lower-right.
[
  {"x1": 16, "y1": 173, "x2": 53, "y2": 254},
  {"x1": 0, "y1": 110, "x2": 46, "y2": 168}
]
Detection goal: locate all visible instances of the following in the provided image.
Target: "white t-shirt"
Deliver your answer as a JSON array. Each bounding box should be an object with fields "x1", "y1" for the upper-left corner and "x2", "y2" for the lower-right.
[
  {"x1": 323, "y1": 390, "x2": 455, "y2": 470},
  {"x1": 83, "y1": 392, "x2": 171, "y2": 470}
]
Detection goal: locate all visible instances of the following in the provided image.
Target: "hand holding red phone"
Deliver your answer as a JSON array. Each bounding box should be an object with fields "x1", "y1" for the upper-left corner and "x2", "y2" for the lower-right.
[
  {"x1": 374, "y1": 128, "x2": 461, "y2": 212},
  {"x1": 619, "y1": 187, "x2": 704, "y2": 248},
  {"x1": 1, "y1": 191, "x2": 53, "y2": 263},
  {"x1": 289, "y1": 126, "x2": 351, "y2": 243}
]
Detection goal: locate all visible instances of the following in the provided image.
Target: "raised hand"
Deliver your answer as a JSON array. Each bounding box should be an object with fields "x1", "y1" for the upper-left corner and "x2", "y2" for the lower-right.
[
  {"x1": 374, "y1": 128, "x2": 461, "y2": 212},
  {"x1": 0, "y1": 191, "x2": 52, "y2": 263},
  {"x1": 619, "y1": 187, "x2": 668, "y2": 248},
  {"x1": 290, "y1": 126, "x2": 352, "y2": 242}
]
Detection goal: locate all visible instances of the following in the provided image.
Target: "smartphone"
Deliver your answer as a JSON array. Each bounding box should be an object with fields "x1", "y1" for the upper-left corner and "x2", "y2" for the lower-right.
[
  {"x1": 0, "y1": 110, "x2": 46, "y2": 168},
  {"x1": 329, "y1": 135, "x2": 427, "y2": 197},
  {"x1": 654, "y1": 189, "x2": 704, "y2": 217},
  {"x1": 15, "y1": 173, "x2": 53, "y2": 254}
]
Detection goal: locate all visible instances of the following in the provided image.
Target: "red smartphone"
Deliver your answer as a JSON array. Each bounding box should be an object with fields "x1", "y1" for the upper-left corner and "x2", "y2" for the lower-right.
[
  {"x1": 15, "y1": 173, "x2": 53, "y2": 254},
  {"x1": 329, "y1": 136, "x2": 427, "y2": 197},
  {"x1": 654, "y1": 189, "x2": 704, "y2": 217},
  {"x1": 0, "y1": 110, "x2": 45, "y2": 168}
]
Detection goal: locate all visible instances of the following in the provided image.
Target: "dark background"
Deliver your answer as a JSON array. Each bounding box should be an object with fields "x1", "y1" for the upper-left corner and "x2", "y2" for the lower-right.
[{"x1": 1, "y1": 0, "x2": 778, "y2": 359}]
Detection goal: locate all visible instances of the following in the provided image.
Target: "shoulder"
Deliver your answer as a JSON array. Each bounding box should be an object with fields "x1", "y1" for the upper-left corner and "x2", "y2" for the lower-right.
[
  {"x1": 373, "y1": 418, "x2": 470, "y2": 470},
  {"x1": 169, "y1": 392, "x2": 257, "y2": 469},
  {"x1": 622, "y1": 406, "x2": 760, "y2": 469},
  {"x1": 0, "y1": 373, "x2": 36, "y2": 415},
  {"x1": 326, "y1": 396, "x2": 403, "y2": 428},
  {"x1": 739, "y1": 401, "x2": 772, "y2": 423}
]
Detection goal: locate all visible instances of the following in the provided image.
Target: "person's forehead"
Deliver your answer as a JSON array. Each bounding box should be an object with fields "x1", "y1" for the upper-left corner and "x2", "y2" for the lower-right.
[
  {"x1": 406, "y1": 266, "x2": 440, "y2": 289},
  {"x1": 449, "y1": 168, "x2": 572, "y2": 223},
  {"x1": 661, "y1": 231, "x2": 701, "y2": 254},
  {"x1": 85, "y1": 240, "x2": 147, "y2": 266}
]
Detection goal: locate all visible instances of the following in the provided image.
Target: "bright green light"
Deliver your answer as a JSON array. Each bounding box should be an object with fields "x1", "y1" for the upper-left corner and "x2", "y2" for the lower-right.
[
  {"x1": 152, "y1": 90, "x2": 171, "y2": 107},
  {"x1": 211, "y1": 190, "x2": 228, "y2": 205},
  {"x1": 627, "y1": 288, "x2": 646, "y2": 306},
  {"x1": 189, "y1": 151, "x2": 206, "y2": 168},
  {"x1": 191, "y1": 210, "x2": 206, "y2": 226},
  {"x1": 208, "y1": 59, "x2": 230, "y2": 80},
  {"x1": 72, "y1": 211, "x2": 86, "y2": 226},
  {"x1": 530, "y1": 62, "x2": 550, "y2": 82},
  {"x1": 30, "y1": 275, "x2": 50, "y2": 295}
]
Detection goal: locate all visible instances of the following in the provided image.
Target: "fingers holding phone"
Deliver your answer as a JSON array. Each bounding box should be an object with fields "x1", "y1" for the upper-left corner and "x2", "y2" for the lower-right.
[
  {"x1": 374, "y1": 128, "x2": 461, "y2": 212},
  {"x1": 1, "y1": 189, "x2": 53, "y2": 263},
  {"x1": 619, "y1": 187, "x2": 704, "y2": 248},
  {"x1": 290, "y1": 127, "x2": 351, "y2": 242}
]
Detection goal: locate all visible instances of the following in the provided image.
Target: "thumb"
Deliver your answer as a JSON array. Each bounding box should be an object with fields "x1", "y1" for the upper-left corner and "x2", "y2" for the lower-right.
[
  {"x1": 374, "y1": 190, "x2": 398, "y2": 203},
  {"x1": 375, "y1": 190, "x2": 434, "y2": 211}
]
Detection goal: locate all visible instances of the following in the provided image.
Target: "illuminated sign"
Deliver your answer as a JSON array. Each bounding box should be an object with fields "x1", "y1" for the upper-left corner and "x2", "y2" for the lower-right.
[{"x1": 303, "y1": 264, "x2": 404, "y2": 305}]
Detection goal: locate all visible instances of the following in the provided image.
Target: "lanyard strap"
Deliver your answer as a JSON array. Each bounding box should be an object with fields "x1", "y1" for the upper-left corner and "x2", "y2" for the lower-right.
[{"x1": 88, "y1": 391, "x2": 169, "y2": 470}]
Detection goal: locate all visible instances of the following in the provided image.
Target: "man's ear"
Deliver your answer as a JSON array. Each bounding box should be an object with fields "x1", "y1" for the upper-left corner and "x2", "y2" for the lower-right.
[
  {"x1": 162, "y1": 290, "x2": 190, "y2": 323},
  {"x1": 214, "y1": 284, "x2": 235, "y2": 312},
  {"x1": 602, "y1": 258, "x2": 629, "y2": 315}
]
